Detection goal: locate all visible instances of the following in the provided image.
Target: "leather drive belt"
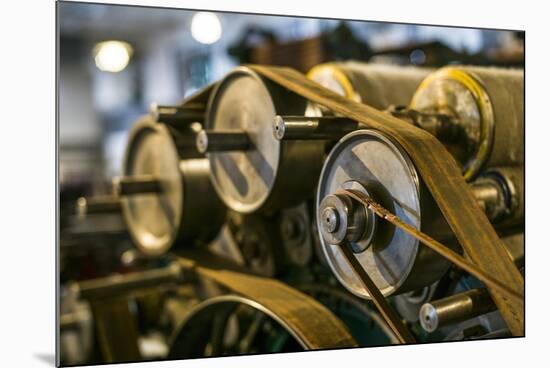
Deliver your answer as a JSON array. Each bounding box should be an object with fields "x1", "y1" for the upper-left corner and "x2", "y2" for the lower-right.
[
  {"x1": 177, "y1": 258, "x2": 358, "y2": 349},
  {"x1": 75, "y1": 256, "x2": 357, "y2": 352},
  {"x1": 180, "y1": 65, "x2": 524, "y2": 336}
]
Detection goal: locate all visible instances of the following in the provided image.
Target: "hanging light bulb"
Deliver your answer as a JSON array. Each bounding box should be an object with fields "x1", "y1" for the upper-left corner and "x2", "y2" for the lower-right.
[
  {"x1": 191, "y1": 12, "x2": 222, "y2": 45},
  {"x1": 93, "y1": 40, "x2": 133, "y2": 73}
]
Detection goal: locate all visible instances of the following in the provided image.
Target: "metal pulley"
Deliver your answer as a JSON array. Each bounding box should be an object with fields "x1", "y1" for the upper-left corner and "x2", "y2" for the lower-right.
[
  {"x1": 116, "y1": 116, "x2": 225, "y2": 256},
  {"x1": 199, "y1": 66, "x2": 327, "y2": 214},
  {"x1": 315, "y1": 129, "x2": 524, "y2": 300},
  {"x1": 409, "y1": 66, "x2": 524, "y2": 180},
  {"x1": 316, "y1": 129, "x2": 455, "y2": 299},
  {"x1": 307, "y1": 62, "x2": 431, "y2": 109}
]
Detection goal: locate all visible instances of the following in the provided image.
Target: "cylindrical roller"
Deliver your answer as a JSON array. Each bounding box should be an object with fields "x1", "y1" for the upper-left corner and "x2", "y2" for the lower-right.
[
  {"x1": 273, "y1": 115, "x2": 358, "y2": 141},
  {"x1": 410, "y1": 66, "x2": 524, "y2": 180},
  {"x1": 307, "y1": 62, "x2": 431, "y2": 109},
  {"x1": 121, "y1": 116, "x2": 225, "y2": 256},
  {"x1": 204, "y1": 66, "x2": 325, "y2": 214},
  {"x1": 419, "y1": 288, "x2": 497, "y2": 333},
  {"x1": 316, "y1": 129, "x2": 456, "y2": 299}
]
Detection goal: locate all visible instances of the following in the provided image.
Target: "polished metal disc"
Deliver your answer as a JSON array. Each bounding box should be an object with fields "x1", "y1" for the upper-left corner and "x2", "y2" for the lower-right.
[
  {"x1": 121, "y1": 117, "x2": 183, "y2": 256},
  {"x1": 206, "y1": 68, "x2": 281, "y2": 213},
  {"x1": 316, "y1": 129, "x2": 423, "y2": 298}
]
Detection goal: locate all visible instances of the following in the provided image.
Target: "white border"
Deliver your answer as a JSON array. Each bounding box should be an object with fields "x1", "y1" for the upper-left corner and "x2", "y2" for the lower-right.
[{"x1": 1, "y1": 0, "x2": 547, "y2": 367}]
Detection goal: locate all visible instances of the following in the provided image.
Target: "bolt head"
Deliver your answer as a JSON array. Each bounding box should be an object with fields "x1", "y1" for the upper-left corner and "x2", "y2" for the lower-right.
[
  {"x1": 196, "y1": 130, "x2": 208, "y2": 153},
  {"x1": 273, "y1": 115, "x2": 285, "y2": 140},
  {"x1": 419, "y1": 303, "x2": 439, "y2": 333},
  {"x1": 321, "y1": 207, "x2": 339, "y2": 233}
]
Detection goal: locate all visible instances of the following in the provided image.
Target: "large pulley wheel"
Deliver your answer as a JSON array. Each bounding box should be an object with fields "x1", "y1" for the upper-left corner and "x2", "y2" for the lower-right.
[
  {"x1": 119, "y1": 116, "x2": 224, "y2": 256},
  {"x1": 316, "y1": 129, "x2": 452, "y2": 299},
  {"x1": 167, "y1": 295, "x2": 310, "y2": 358},
  {"x1": 203, "y1": 66, "x2": 324, "y2": 214}
]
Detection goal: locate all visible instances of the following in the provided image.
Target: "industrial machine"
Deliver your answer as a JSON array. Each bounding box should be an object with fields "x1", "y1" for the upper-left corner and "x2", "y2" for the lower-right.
[{"x1": 59, "y1": 62, "x2": 524, "y2": 365}]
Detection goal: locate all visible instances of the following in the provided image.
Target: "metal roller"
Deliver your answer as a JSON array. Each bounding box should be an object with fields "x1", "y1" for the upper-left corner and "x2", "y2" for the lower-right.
[
  {"x1": 118, "y1": 116, "x2": 225, "y2": 256},
  {"x1": 307, "y1": 62, "x2": 431, "y2": 109},
  {"x1": 202, "y1": 66, "x2": 325, "y2": 213},
  {"x1": 410, "y1": 66, "x2": 524, "y2": 180}
]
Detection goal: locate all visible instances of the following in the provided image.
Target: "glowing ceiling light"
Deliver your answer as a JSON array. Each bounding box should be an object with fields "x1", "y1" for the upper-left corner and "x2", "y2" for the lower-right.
[
  {"x1": 93, "y1": 40, "x2": 133, "y2": 73},
  {"x1": 191, "y1": 12, "x2": 222, "y2": 45}
]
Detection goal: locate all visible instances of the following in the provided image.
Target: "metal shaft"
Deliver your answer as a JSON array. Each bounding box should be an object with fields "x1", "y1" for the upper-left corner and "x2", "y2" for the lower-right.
[
  {"x1": 273, "y1": 115, "x2": 358, "y2": 141},
  {"x1": 114, "y1": 175, "x2": 163, "y2": 196},
  {"x1": 75, "y1": 263, "x2": 182, "y2": 300},
  {"x1": 470, "y1": 176, "x2": 508, "y2": 221},
  {"x1": 150, "y1": 103, "x2": 204, "y2": 124},
  {"x1": 388, "y1": 106, "x2": 461, "y2": 143},
  {"x1": 196, "y1": 130, "x2": 251, "y2": 154},
  {"x1": 419, "y1": 288, "x2": 497, "y2": 332},
  {"x1": 76, "y1": 195, "x2": 121, "y2": 217}
]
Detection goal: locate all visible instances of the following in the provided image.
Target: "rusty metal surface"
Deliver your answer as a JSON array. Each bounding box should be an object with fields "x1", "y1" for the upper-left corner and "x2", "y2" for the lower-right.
[{"x1": 410, "y1": 66, "x2": 524, "y2": 180}]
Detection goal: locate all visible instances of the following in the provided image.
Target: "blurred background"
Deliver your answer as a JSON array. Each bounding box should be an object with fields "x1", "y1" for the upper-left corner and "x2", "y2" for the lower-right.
[{"x1": 58, "y1": 1, "x2": 523, "y2": 214}]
